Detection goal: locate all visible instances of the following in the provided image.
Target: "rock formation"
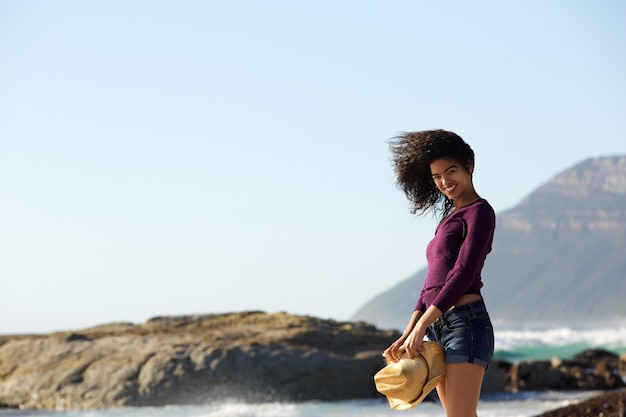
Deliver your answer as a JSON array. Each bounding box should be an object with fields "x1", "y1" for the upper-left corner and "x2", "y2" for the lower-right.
[
  {"x1": 484, "y1": 348, "x2": 625, "y2": 393},
  {"x1": 0, "y1": 312, "x2": 398, "y2": 410}
]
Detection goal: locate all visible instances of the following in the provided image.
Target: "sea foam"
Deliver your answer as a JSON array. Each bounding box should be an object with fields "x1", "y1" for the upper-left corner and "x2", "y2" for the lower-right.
[{"x1": 494, "y1": 326, "x2": 626, "y2": 362}]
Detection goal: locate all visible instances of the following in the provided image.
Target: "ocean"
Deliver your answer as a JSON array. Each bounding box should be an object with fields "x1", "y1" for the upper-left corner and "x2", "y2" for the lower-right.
[
  {"x1": 492, "y1": 325, "x2": 626, "y2": 362},
  {"x1": 0, "y1": 392, "x2": 605, "y2": 417},
  {"x1": 1, "y1": 326, "x2": 624, "y2": 417}
]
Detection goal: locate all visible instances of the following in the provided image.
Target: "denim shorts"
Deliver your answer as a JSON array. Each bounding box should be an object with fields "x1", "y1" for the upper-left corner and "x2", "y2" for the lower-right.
[{"x1": 426, "y1": 298, "x2": 494, "y2": 369}]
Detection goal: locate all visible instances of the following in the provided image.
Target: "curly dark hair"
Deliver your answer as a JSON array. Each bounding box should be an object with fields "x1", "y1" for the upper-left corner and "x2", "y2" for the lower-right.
[{"x1": 389, "y1": 129, "x2": 475, "y2": 218}]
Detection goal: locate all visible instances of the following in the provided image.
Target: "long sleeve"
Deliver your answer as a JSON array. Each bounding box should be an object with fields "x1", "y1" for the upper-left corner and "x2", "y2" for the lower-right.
[{"x1": 416, "y1": 199, "x2": 495, "y2": 313}]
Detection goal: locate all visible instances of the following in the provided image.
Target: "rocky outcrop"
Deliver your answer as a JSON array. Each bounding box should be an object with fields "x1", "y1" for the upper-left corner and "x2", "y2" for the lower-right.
[
  {"x1": 619, "y1": 352, "x2": 626, "y2": 377},
  {"x1": 535, "y1": 388, "x2": 626, "y2": 417},
  {"x1": 0, "y1": 312, "x2": 399, "y2": 410},
  {"x1": 485, "y1": 349, "x2": 626, "y2": 392}
]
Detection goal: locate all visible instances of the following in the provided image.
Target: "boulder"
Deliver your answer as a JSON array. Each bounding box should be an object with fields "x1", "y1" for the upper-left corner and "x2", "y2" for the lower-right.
[
  {"x1": 0, "y1": 312, "x2": 399, "y2": 410},
  {"x1": 619, "y1": 352, "x2": 626, "y2": 377},
  {"x1": 500, "y1": 349, "x2": 625, "y2": 392},
  {"x1": 568, "y1": 348, "x2": 619, "y2": 369},
  {"x1": 507, "y1": 360, "x2": 577, "y2": 391}
]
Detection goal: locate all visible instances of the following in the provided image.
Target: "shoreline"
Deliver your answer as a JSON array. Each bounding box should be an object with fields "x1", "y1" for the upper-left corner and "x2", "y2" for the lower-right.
[{"x1": 0, "y1": 390, "x2": 621, "y2": 415}]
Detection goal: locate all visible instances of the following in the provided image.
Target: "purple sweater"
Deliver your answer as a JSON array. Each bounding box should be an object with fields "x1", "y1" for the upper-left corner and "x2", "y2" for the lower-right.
[{"x1": 415, "y1": 198, "x2": 495, "y2": 313}]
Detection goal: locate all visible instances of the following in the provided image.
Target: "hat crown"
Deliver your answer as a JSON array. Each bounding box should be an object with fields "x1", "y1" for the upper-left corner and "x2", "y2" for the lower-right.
[
  {"x1": 374, "y1": 342, "x2": 446, "y2": 410},
  {"x1": 374, "y1": 356, "x2": 429, "y2": 402}
]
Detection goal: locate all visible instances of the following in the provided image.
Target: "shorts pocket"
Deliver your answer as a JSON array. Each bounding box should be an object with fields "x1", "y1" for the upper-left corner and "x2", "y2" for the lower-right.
[{"x1": 444, "y1": 314, "x2": 470, "y2": 331}]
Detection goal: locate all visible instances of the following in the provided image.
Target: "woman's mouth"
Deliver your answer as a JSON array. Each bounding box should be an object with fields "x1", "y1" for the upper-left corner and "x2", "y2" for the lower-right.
[{"x1": 443, "y1": 184, "x2": 456, "y2": 193}]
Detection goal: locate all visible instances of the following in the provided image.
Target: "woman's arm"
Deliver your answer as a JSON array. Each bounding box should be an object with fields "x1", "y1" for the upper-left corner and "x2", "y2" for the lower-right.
[
  {"x1": 383, "y1": 309, "x2": 423, "y2": 362},
  {"x1": 402, "y1": 304, "x2": 443, "y2": 359}
]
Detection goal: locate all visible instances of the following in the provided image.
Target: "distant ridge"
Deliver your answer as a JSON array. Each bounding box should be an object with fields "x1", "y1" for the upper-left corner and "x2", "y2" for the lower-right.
[{"x1": 352, "y1": 156, "x2": 626, "y2": 329}]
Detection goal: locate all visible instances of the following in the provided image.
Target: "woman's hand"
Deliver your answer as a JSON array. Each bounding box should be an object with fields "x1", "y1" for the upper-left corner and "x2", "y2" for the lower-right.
[
  {"x1": 383, "y1": 309, "x2": 425, "y2": 362},
  {"x1": 383, "y1": 336, "x2": 407, "y2": 363},
  {"x1": 402, "y1": 305, "x2": 443, "y2": 358},
  {"x1": 402, "y1": 325, "x2": 426, "y2": 359},
  {"x1": 383, "y1": 324, "x2": 426, "y2": 362}
]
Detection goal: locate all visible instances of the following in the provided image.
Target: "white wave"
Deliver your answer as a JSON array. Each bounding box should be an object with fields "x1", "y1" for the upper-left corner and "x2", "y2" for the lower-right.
[
  {"x1": 0, "y1": 396, "x2": 601, "y2": 417},
  {"x1": 200, "y1": 402, "x2": 299, "y2": 417},
  {"x1": 495, "y1": 326, "x2": 626, "y2": 351}
]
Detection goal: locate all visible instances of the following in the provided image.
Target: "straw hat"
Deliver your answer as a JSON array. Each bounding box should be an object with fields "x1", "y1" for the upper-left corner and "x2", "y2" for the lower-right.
[{"x1": 374, "y1": 341, "x2": 446, "y2": 411}]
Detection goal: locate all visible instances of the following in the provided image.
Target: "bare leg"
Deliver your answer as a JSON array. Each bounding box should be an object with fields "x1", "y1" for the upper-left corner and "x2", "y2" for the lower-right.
[
  {"x1": 438, "y1": 363, "x2": 485, "y2": 417},
  {"x1": 436, "y1": 379, "x2": 448, "y2": 415}
]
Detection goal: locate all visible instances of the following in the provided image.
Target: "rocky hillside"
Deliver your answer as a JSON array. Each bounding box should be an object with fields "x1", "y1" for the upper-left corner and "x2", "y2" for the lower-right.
[
  {"x1": 0, "y1": 312, "x2": 398, "y2": 410},
  {"x1": 353, "y1": 156, "x2": 626, "y2": 329}
]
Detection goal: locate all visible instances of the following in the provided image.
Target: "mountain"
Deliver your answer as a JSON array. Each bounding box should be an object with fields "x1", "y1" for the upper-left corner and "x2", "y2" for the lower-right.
[{"x1": 352, "y1": 156, "x2": 626, "y2": 329}]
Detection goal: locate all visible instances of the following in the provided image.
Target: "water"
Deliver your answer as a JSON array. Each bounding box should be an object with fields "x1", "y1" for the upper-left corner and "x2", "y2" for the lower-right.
[
  {"x1": 1, "y1": 326, "x2": 624, "y2": 417},
  {"x1": 0, "y1": 393, "x2": 603, "y2": 417},
  {"x1": 493, "y1": 325, "x2": 626, "y2": 362}
]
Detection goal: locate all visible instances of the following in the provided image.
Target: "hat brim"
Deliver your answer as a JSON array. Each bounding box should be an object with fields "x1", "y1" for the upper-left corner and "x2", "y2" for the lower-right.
[
  {"x1": 387, "y1": 372, "x2": 444, "y2": 410},
  {"x1": 383, "y1": 342, "x2": 446, "y2": 411}
]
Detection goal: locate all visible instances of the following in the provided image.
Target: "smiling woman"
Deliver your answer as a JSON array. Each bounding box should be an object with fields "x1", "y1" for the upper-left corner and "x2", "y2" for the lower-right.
[
  {"x1": 430, "y1": 158, "x2": 477, "y2": 209},
  {"x1": 388, "y1": 130, "x2": 479, "y2": 217},
  {"x1": 384, "y1": 130, "x2": 496, "y2": 417}
]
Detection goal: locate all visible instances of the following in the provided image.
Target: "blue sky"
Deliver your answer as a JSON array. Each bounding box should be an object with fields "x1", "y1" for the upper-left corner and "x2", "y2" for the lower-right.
[{"x1": 1, "y1": 1, "x2": 625, "y2": 334}]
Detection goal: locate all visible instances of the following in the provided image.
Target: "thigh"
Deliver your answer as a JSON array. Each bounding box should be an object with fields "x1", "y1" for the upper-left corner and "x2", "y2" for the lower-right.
[{"x1": 442, "y1": 362, "x2": 485, "y2": 417}]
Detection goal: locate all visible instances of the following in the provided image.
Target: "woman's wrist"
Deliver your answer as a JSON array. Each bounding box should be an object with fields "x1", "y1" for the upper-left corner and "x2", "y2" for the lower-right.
[{"x1": 414, "y1": 319, "x2": 429, "y2": 335}]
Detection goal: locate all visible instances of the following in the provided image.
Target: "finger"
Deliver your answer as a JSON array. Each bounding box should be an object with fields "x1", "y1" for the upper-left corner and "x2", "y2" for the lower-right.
[
  {"x1": 383, "y1": 348, "x2": 391, "y2": 359},
  {"x1": 404, "y1": 343, "x2": 422, "y2": 359},
  {"x1": 403, "y1": 345, "x2": 414, "y2": 359}
]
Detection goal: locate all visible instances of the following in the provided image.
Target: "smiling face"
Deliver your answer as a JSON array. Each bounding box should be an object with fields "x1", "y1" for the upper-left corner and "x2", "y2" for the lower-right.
[{"x1": 430, "y1": 157, "x2": 478, "y2": 208}]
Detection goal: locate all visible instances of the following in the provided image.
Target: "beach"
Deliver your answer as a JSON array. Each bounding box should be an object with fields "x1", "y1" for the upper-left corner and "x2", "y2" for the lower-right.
[
  {"x1": 0, "y1": 324, "x2": 624, "y2": 415},
  {"x1": 0, "y1": 391, "x2": 610, "y2": 417}
]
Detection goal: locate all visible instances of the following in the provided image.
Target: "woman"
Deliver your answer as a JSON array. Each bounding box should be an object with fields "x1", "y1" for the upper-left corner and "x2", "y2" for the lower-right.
[{"x1": 383, "y1": 129, "x2": 496, "y2": 417}]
